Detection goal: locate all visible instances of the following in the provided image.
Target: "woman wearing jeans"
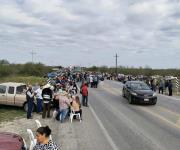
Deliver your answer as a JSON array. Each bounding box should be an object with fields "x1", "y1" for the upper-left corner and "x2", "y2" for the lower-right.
[{"x1": 59, "y1": 92, "x2": 70, "y2": 123}]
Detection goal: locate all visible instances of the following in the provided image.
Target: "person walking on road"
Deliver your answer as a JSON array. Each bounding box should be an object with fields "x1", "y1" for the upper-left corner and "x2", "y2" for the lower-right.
[
  {"x1": 26, "y1": 85, "x2": 34, "y2": 119},
  {"x1": 168, "y1": 80, "x2": 173, "y2": 96},
  {"x1": 81, "y1": 83, "x2": 89, "y2": 107},
  {"x1": 35, "y1": 85, "x2": 43, "y2": 113}
]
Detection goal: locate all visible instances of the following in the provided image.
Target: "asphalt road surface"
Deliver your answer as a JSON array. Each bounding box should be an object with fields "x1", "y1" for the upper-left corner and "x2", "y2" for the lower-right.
[{"x1": 88, "y1": 80, "x2": 180, "y2": 150}]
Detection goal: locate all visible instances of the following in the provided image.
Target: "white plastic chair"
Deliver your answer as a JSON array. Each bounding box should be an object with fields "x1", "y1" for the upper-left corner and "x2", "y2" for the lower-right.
[
  {"x1": 35, "y1": 119, "x2": 41, "y2": 128},
  {"x1": 35, "y1": 119, "x2": 52, "y2": 140},
  {"x1": 70, "y1": 109, "x2": 82, "y2": 123},
  {"x1": 27, "y1": 129, "x2": 37, "y2": 150}
]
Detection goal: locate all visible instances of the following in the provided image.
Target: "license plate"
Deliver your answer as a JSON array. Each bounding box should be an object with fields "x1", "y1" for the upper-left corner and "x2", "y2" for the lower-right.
[{"x1": 144, "y1": 99, "x2": 149, "y2": 102}]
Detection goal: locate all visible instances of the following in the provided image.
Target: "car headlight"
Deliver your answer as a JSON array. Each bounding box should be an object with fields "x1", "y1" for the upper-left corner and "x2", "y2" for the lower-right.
[
  {"x1": 153, "y1": 93, "x2": 156, "y2": 97},
  {"x1": 131, "y1": 92, "x2": 137, "y2": 96}
]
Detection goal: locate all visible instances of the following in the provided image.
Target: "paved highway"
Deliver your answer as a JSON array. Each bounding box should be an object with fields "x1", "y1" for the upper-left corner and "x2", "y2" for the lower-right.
[{"x1": 88, "y1": 80, "x2": 180, "y2": 150}]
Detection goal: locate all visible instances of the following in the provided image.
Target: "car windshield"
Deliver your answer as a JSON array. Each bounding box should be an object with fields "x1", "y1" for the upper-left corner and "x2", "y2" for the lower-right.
[{"x1": 131, "y1": 82, "x2": 150, "y2": 90}]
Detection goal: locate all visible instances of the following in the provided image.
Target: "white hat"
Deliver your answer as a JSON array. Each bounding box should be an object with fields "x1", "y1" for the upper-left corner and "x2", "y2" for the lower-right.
[{"x1": 43, "y1": 84, "x2": 51, "y2": 89}]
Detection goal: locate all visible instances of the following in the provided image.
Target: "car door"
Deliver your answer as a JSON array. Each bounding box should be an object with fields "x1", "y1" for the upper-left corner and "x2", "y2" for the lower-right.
[
  {"x1": 15, "y1": 85, "x2": 27, "y2": 106},
  {"x1": 0, "y1": 85, "x2": 7, "y2": 104},
  {"x1": 6, "y1": 86, "x2": 15, "y2": 105}
]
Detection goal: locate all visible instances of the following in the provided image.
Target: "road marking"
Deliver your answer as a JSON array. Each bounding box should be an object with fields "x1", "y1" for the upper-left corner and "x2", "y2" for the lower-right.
[
  {"x1": 100, "y1": 83, "x2": 122, "y2": 96},
  {"x1": 157, "y1": 106, "x2": 180, "y2": 118},
  {"x1": 101, "y1": 81, "x2": 180, "y2": 129},
  {"x1": 89, "y1": 105, "x2": 119, "y2": 150},
  {"x1": 157, "y1": 94, "x2": 180, "y2": 101},
  {"x1": 92, "y1": 92, "x2": 165, "y2": 150},
  {"x1": 176, "y1": 119, "x2": 180, "y2": 126},
  {"x1": 138, "y1": 107, "x2": 180, "y2": 129}
]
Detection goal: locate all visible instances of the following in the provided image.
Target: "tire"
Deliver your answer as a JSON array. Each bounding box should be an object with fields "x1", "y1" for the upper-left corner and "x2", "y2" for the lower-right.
[
  {"x1": 23, "y1": 102, "x2": 36, "y2": 112},
  {"x1": 128, "y1": 95, "x2": 133, "y2": 104},
  {"x1": 152, "y1": 100, "x2": 157, "y2": 105},
  {"x1": 122, "y1": 90, "x2": 126, "y2": 98}
]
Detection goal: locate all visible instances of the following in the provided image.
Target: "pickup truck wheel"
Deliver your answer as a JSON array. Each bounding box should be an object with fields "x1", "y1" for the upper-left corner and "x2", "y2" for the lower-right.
[
  {"x1": 23, "y1": 102, "x2": 36, "y2": 112},
  {"x1": 23, "y1": 102, "x2": 28, "y2": 112}
]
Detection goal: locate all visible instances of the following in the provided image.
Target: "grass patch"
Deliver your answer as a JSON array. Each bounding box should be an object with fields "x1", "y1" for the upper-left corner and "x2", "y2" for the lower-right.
[
  {"x1": 0, "y1": 76, "x2": 47, "y2": 85},
  {"x1": 0, "y1": 105, "x2": 25, "y2": 123}
]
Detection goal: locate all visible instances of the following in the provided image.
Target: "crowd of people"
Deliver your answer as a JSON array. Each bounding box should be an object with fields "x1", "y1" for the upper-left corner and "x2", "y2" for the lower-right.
[
  {"x1": 25, "y1": 71, "x2": 102, "y2": 120},
  {"x1": 146, "y1": 79, "x2": 173, "y2": 96},
  {"x1": 26, "y1": 71, "x2": 98, "y2": 149}
]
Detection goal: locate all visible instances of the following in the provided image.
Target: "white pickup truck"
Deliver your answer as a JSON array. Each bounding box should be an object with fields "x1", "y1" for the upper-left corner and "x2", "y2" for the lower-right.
[{"x1": 0, "y1": 82, "x2": 34, "y2": 111}]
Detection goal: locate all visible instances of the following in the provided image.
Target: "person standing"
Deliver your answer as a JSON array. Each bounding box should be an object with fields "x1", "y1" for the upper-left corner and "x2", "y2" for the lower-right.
[
  {"x1": 93, "y1": 75, "x2": 98, "y2": 88},
  {"x1": 81, "y1": 83, "x2": 89, "y2": 107},
  {"x1": 168, "y1": 80, "x2": 173, "y2": 96},
  {"x1": 35, "y1": 85, "x2": 43, "y2": 113},
  {"x1": 42, "y1": 85, "x2": 53, "y2": 119},
  {"x1": 159, "y1": 80, "x2": 164, "y2": 94},
  {"x1": 26, "y1": 85, "x2": 34, "y2": 119},
  {"x1": 90, "y1": 75, "x2": 93, "y2": 88}
]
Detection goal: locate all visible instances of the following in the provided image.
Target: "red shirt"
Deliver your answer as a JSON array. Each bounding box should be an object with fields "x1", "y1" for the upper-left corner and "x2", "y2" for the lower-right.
[{"x1": 82, "y1": 85, "x2": 88, "y2": 96}]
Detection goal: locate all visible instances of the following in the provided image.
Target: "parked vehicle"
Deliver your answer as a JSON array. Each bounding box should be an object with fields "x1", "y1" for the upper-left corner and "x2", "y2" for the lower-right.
[
  {"x1": 122, "y1": 81, "x2": 157, "y2": 105},
  {"x1": 0, "y1": 132, "x2": 27, "y2": 150},
  {"x1": 0, "y1": 82, "x2": 35, "y2": 111},
  {"x1": 47, "y1": 72, "x2": 58, "y2": 79},
  {"x1": 98, "y1": 74, "x2": 104, "y2": 81}
]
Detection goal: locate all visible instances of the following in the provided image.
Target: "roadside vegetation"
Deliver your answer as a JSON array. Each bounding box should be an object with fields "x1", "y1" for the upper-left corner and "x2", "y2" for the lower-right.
[
  {"x1": 0, "y1": 59, "x2": 52, "y2": 85},
  {"x1": 0, "y1": 105, "x2": 25, "y2": 123},
  {"x1": 86, "y1": 66, "x2": 180, "y2": 77},
  {"x1": 0, "y1": 76, "x2": 47, "y2": 85},
  {"x1": 0, "y1": 60, "x2": 52, "y2": 123}
]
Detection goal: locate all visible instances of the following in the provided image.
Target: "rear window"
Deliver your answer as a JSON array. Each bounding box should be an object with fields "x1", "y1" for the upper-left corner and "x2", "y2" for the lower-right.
[
  {"x1": 0, "y1": 85, "x2": 6, "y2": 94},
  {"x1": 16, "y1": 85, "x2": 27, "y2": 94},
  {"x1": 8, "y1": 86, "x2": 14, "y2": 94}
]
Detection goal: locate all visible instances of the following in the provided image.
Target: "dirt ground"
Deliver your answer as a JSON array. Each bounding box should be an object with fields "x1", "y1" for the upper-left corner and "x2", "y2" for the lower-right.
[
  {"x1": 0, "y1": 112, "x2": 61, "y2": 148},
  {"x1": 0, "y1": 106, "x2": 111, "y2": 150}
]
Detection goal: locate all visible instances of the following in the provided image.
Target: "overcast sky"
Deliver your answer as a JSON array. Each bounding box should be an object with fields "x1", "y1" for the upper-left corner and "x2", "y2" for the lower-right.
[{"x1": 0, "y1": 0, "x2": 180, "y2": 68}]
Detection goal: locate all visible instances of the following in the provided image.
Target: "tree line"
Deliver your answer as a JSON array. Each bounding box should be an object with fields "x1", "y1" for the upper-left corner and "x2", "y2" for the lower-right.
[
  {"x1": 86, "y1": 66, "x2": 180, "y2": 77},
  {"x1": 0, "y1": 59, "x2": 52, "y2": 77}
]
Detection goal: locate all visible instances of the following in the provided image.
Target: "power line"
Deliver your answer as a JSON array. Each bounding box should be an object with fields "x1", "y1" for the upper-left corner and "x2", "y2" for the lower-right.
[{"x1": 114, "y1": 53, "x2": 119, "y2": 76}]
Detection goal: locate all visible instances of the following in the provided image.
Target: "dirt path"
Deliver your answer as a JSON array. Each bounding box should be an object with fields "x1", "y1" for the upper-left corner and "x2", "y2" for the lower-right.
[{"x1": 0, "y1": 106, "x2": 111, "y2": 150}]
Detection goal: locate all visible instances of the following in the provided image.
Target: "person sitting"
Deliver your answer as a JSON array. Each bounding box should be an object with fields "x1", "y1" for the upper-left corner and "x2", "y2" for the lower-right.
[
  {"x1": 59, "y1": 91, "x2": 70, "y2": 123},
  {"x1": 71, "y1": 96, "x2": 82, "y2": 120},
  {"x1": 33, "y1": 126, "x2": 59, "y2": 150}
]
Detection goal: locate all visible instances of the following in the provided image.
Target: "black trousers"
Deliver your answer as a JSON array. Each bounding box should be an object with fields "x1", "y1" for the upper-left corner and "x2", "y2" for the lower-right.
[
  {"x1": 159, "y1": 87, "x2": 163, "y2": 94},
  {"x1": 27, "y1": 100, "x2": 33, "y2": 119},
  {"x1": 42, "y1": 102, "x2": 51, "y2": 118},
  {"x1": 82, "y1": 96, "x2": 88, "y2": 106},
  {"x1": 169, "y1": 88, "x2": 172, "y2": 96}
]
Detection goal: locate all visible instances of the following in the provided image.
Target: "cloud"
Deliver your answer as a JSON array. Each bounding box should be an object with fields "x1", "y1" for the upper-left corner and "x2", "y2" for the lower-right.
[{"x1": 0, "y1": 0, "x2": 180, "y2": 68}]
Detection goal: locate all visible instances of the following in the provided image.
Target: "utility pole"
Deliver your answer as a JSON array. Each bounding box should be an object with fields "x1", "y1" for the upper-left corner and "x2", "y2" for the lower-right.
[
  {"x1": 30, "y1": 50, "x2": 36, "y2": 63},
  {"x1": 114, "y1": 53, "x2": 119, "y2": 77}
]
